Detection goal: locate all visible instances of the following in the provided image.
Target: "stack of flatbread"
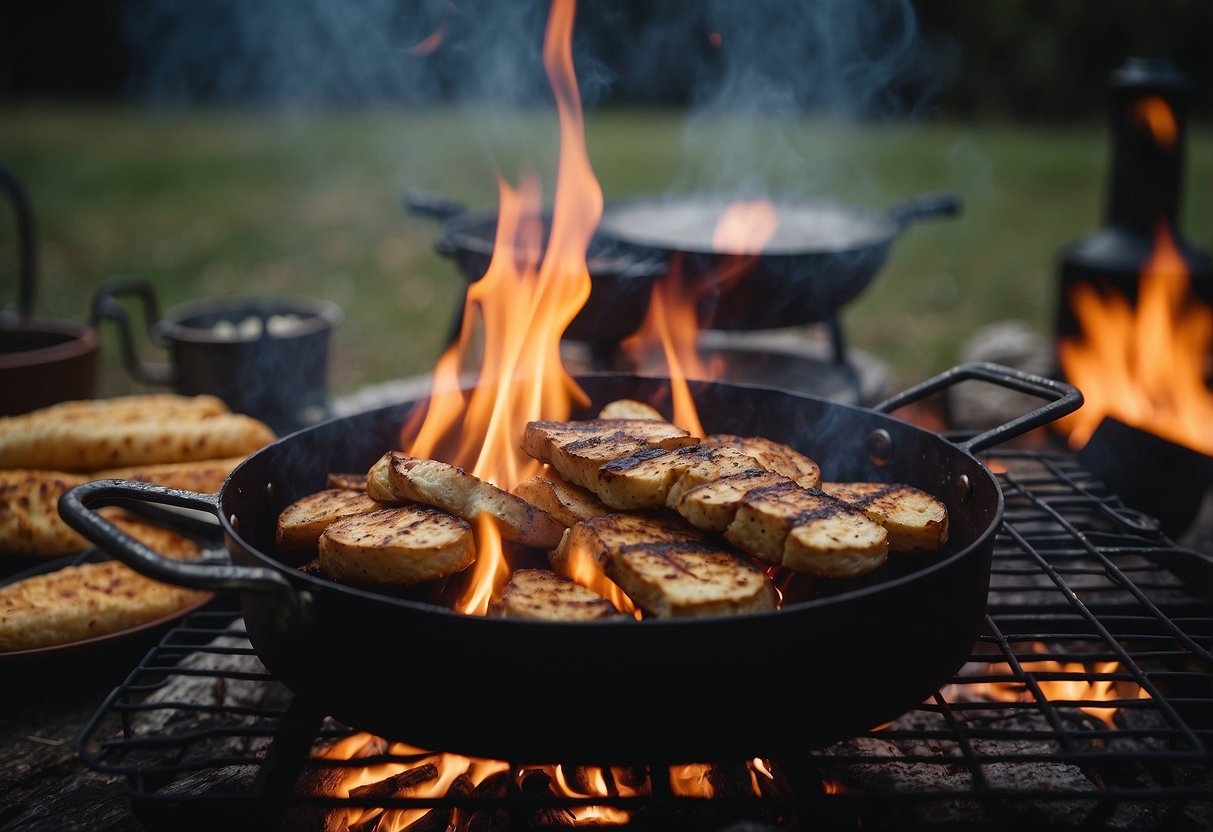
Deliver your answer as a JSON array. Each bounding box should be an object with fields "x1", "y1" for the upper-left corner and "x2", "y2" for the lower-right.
[{"x1": 0, "y1": 394, "x2": 276, "y2": 652}]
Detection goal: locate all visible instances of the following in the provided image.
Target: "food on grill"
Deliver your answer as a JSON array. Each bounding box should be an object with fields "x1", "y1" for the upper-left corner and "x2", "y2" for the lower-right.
[
  {"x1": 595, "y1": 443, "x2": 763, "y2": 510},
  {"x1": 367, "y1": 452, "x2": 565, "y2": 549},
  {"x1": 0, "y1": 394, "x2": 276, "y2": 471},
  {"x1": 821, "y1": 482, "x2": 949, "y2": 552},
  {"x1": 489, "y1": 568, "x2": 625, "y2": 621},
  {"x1": 276, "y1": 488, "x2": 386, "y2": 554},
  {"x1": 596, "y1": 399, "x2": 665, "y2": 421},
  {"x1": 522, "y1": 418, "x2": 697, "y2": 468},
  {"x1": 725, "y1": 479, "x2": 889, "y2": 575},
  {"x1": 512, "y1": 475, "x2": 610, "y2": 528},
  {"x1": 318, "y1": 505, "x2": 475, "y2": 588},
  {"x1": 702, "y1": 434, "x2": 822, "y2": 489},
  {"x1": 671, "y1": 469, "x2": 790, "y2": 532},
  {"x1": 556, "y1": 511, "x2": 776, "y2": 618},
  {"x1": 0, "y1": 538, "x2": 206, "y2": 653}
]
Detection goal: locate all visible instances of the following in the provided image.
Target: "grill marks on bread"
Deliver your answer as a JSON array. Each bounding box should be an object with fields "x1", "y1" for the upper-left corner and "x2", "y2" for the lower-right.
[
  {"x1": 276, "y1": 488, "x2": 387, "y2": 554},
  {"x1": 821, "y1": 482, "x2": 949, "y2": 552},
  {"x1": 702, "y1": 434, "x2": 822, "y2": 489},
  {"x1": 489, "y1": 568, "x2": 624, "y2": 621},
  {"x1": 367, "y1": 452, "x2": 565, "y2": 549},
  {"x1": 318, "y1": 506, "x2": 475, "y2": 588},
  {"x1": 523, "y1": 415, "x2": 895, "y2": 578},
  {"x1": 557, "y1": 512, "x2": 776, "y2": 619},
  {"x1": 723, "y1": 479, "x2": 888, "y2": 578}
]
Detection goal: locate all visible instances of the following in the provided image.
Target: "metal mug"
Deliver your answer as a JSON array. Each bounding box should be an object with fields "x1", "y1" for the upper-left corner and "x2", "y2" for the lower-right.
[{"x1": 92, "y1": 276, "x2": 342, "y2": 435}]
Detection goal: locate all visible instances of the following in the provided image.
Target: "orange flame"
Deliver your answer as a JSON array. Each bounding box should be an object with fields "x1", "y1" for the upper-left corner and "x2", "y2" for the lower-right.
[
  {"x1": 562, "y1": 539, "x2": 641, "y2": 618},
  {"x1": 670, "y1": 763, "x2": 715, "y2": 798},
  {"x1": 409, "y1": 23, "x2": 446, "y2": 56},
  {"x1": 315, "y1": 735, "x2": 509, "y2": 831},
  {"x1": 397, "y1": 0, "x2": 598, "y2": 613},
  {"x1": 1132, "y1": 94, "x2": 1178, "y2": 148},
  {"x1": 939, "y1": 642, "x2": 1151, "y2": 729},
  {"x1": 1057, "y1": 222, "x2": 1213, "y2": 454},
  {"x1": 622, "y1": 199, "x2": 779, "y2": 435}
]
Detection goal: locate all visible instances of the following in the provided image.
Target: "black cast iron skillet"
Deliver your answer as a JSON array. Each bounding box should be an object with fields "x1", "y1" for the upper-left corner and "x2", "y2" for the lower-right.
[
  {"x1": 595, "y1": 191, "x2": 962, "y2": 331},
  {"x1": 61, "y1": 363, "x2": 1079, "y2": 764}
]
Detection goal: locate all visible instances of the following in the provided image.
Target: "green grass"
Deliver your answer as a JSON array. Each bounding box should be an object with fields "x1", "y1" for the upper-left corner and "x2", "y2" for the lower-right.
[{"x1": 1, "y1": 103, "x2": 1209, "y2": 400}]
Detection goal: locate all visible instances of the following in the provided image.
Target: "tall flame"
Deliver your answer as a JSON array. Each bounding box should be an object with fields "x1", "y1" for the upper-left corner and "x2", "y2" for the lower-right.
[
  {"x1": 622, "y1": 198, "x2": 780, "y2": 435},
  {"x1": 1057, "y1": 222, "x2": 1213, "y2": 454},
  {"x1": 396, "y1": 0, "x2": 598, "y2": 613}
]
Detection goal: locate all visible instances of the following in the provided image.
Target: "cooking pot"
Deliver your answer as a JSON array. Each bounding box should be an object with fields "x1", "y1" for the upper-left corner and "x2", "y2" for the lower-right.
[
  {"x1": 0, "y1": 162, "x2": 98, "y2": 415},
  {"x1": 91, "y1": 276, "x2": 342, "y2": 435},
  {"x1": 595, "y1": 191, "x2": 962, "y2": 331},
  {"x1": 406, "y1": 190, "x2": 665, "y2": 347},
  {"x1": 61, "y1": 362, "x2": 1080, "y2": 763}
]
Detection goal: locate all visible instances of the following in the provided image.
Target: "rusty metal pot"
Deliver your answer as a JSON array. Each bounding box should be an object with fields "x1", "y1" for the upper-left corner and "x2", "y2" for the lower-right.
[{"x1": 0, "y1": 163, "x2": 98, "y2": 415}]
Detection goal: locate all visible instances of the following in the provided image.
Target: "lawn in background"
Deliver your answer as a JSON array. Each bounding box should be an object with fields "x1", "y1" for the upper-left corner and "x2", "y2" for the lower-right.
[{"x1": 1, "y1": 104, "x2": 1210, "y2": 400}]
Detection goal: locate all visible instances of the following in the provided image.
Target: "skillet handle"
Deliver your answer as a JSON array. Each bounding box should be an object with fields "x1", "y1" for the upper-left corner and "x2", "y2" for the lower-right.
[
  {"x1": 887, "y1": 192, "x2": 962, "y2": 229},
  {"x1": 59, "y1": 479, "x2": 303, "y2": 613},
  {"x1": 403, "y1": 188, "x2": 468, "y2": 222},
  {"x1": 873, "y1": 361, "x2": 1083, "y2": 454}
]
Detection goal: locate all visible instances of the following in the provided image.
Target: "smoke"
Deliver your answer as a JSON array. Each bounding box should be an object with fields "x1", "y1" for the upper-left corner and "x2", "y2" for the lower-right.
[
  {"x1": 121, "y1": 0, "x2": 949, "y2": 197},
  {"x1": 122, "y1": 0, "x2": 943, "y2": 115}
]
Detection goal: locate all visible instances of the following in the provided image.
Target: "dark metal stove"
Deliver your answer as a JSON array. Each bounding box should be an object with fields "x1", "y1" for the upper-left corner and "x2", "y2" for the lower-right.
[{"x1": 77, "y1": 444, "x2": 1213, "y2": 831}]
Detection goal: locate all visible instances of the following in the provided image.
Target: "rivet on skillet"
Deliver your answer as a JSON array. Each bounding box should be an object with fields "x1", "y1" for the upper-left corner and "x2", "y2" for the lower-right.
[
  {"x1": 866, "y1": 428, "x2": 893, "y2": 466},
  {"x1": 229, "y1": 514, "x2": 240, "y2": 534},
  {"x1": 266, "y1": 482, "x2": 275, "y2": 504},
  {"x1": 956, "y1": 473, "x2": 973, "y2": 505}
]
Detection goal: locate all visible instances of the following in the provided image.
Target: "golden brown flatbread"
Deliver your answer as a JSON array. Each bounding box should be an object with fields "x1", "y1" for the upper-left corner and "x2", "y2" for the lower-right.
[
  {"x1": 0, "y1": 469, "x2": 89, "y2": 556},
  {"x1": 97, "y1": 456, "x2": 245, "y2": 494},
  {"x1": 0, "y1": 395, "x2": 275, "y2": 471},
  {"x1": 0, "y1": 557, "x2": 207, "y2": 652}
]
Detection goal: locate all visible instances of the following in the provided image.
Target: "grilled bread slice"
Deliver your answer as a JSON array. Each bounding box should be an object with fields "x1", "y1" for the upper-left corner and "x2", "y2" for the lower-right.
[
  {"x1": 318, "y1": 505, "x2": 475, "y2": 588},
  {"x1": 596, "y1": 399, "x2": 665, "y2": 421},
  {"x1": 821, "y1": 482, "x2": 949, "y2": 552},
  {"x1": 522, "y1": 419, "x2": 698, "y2": 465},
  {"x1": 671, "y1": 469, "x2": 791, "y2": 532},
  {"x1": 725, "y1": 480, "x2": 888, "y2": 575},
  {"x1": 368, "y1": 452, "x2": 565, "y2": 549},
  {"x1": 702, "y1": 434, "x2": 822, "y2": 489},
  {"x1": 276, "y1": 488, "x2": 387, "y2": 554},
  {"x1": 595, "y1": 444, "x2": 764, "y2": 511},
  {"x1": 559, "y1": 512, "x2": 776, "y2": 618},
  {"x1": 512, "y1": 475, "x2": 611, "y2": 528},
  {"x1": 488, "y1": 568, "x2": 625, "y2": 621}
]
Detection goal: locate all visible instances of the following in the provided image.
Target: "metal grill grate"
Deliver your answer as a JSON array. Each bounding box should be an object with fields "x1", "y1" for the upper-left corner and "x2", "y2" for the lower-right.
[{"x1": 77, "y1": 447, "x2": 1213, "y2": 831}]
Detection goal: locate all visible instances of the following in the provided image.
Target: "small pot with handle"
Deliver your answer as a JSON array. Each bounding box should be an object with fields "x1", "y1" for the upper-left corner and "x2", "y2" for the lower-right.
[{"x1": 91, "y1": 276, "x2": 342, "y2": 435}]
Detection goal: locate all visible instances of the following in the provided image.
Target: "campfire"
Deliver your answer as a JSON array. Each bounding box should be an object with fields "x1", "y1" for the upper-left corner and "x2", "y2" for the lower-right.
[{"x1": 1053, "y1": 63, "x2": 1213, "y2": 537}]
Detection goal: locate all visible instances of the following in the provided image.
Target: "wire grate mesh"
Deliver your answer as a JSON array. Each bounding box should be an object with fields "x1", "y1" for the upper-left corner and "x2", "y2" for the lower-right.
[{"x1": 77, "y1": 447, "x2": 1213, "y2": 831}]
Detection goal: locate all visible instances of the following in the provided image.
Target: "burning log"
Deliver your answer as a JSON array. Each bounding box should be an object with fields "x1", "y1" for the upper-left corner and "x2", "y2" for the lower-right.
[
  {"x1": 455, "y1": 770, "x2": 511, "y2": 832},
  {"x1": 347, "y1": 761, "x2": 440, "y2": 802}
]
